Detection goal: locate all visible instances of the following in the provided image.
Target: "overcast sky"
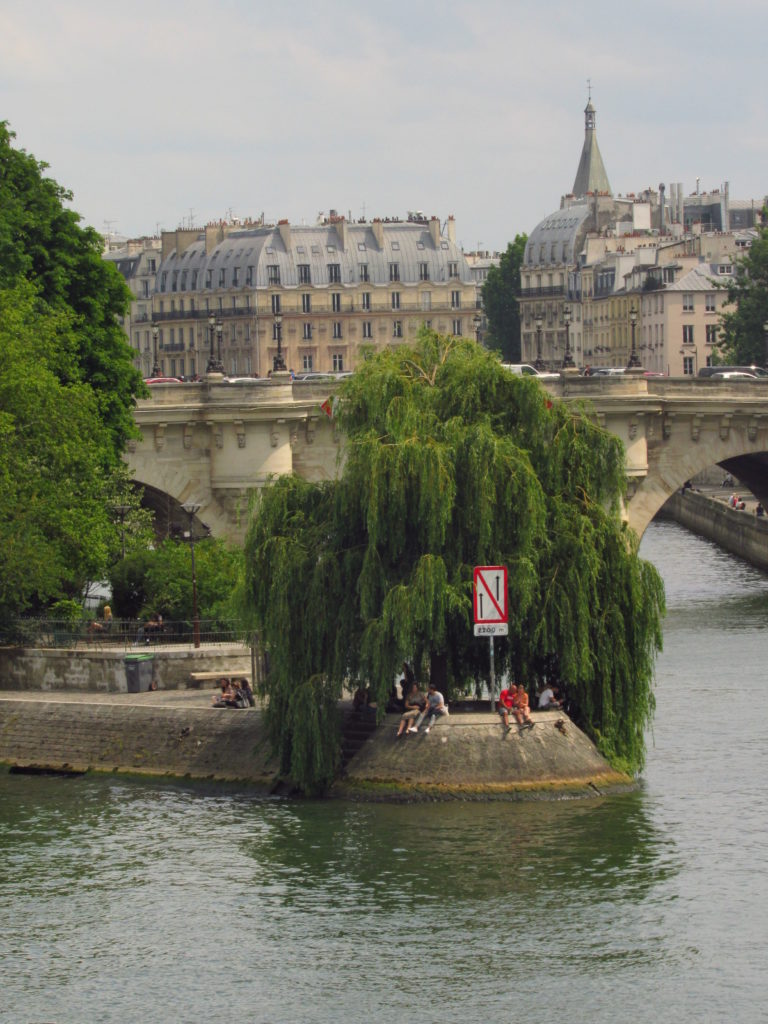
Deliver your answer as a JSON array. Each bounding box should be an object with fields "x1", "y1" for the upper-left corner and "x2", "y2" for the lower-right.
[{"x1": 2, "y1": 0, "x2": 766, "y2": 251}]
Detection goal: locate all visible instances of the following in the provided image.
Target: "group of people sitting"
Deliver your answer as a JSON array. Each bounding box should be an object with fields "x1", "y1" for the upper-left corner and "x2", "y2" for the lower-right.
[
  {"x1": 396, "y1": 665, "x2": 449, "y2": 737},
  {"x1": 728, "y1": 493, "x2": 747, "y2": 511},
  {"x1": 211, "y1": 677, "x2": 255, "y2": 709}
]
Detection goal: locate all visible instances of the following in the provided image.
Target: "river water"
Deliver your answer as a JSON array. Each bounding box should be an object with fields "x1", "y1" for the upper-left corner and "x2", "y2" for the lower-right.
[{"x1": 2, "y1": 521, "x2": 767, "y2": 1024}]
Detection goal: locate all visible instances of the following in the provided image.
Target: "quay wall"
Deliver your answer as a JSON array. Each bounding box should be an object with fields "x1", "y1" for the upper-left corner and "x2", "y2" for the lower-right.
[
  {"x1": 659, "y1": 490, "x2": 768, "y2": 572},
  {"x1": 0, "y1": 646, "x2": 252, "y2": 693}
]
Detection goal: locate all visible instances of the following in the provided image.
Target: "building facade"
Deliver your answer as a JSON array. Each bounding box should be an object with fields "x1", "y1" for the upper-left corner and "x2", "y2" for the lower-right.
[
  {"x1": 103, "y1": 237, "x2": 162, "y2": 377},
  {"x1": 143, "y1": 215, "x2": 476, "y2": 378}
]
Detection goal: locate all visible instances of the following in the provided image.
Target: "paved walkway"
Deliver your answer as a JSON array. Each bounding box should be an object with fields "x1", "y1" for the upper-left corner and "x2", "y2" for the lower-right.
[{"x1": 0, "y1": 689, "x2": 218, "y2": 709}]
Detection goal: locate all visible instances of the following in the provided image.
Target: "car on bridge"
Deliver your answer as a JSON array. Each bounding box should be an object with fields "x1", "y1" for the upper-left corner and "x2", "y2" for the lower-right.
[{"x1": 501, "y1": 363, "x2": 560, "y2": 380}]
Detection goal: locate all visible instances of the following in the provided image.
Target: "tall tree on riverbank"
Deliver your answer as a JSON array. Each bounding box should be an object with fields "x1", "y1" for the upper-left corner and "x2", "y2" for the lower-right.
[
  {"x1": 0, "y1": 121, "x2": 144, "y2": 459},
  {"x1": 245, "y1": 331, "x2": 665, "y2": 793},
  {"x1": 481, "y1": 234, "x2": 527, "y2": 361},
  {"x1": 717, "y1": 220, "x2": 768, "y2": 366}
]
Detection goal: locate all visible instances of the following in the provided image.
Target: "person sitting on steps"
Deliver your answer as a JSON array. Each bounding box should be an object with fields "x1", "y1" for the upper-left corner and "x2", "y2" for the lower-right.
[{"x1": 410, "y1": 682, "x2": 448, "y2": 734}]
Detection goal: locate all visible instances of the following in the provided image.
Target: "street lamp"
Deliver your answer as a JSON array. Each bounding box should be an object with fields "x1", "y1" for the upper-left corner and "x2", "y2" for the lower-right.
[
  {"x1": 472, "y1": 312, "x2": 482, "y2": 343},
  {"x1": 206, "y1": 313, "x2": 224, "y2": 374},
  {"x1": 112, "y1": 503, "x2": 131, "y2": 560},
  {"x1": 763, "y1": 320, "x2": 768, "y2": 370},
  {"x1": 562, "y1": 304, "x2": 575, "y2": 369},
  {"x1": 151, "y1": 324, "x2": 161, "y2": 377},
  {"x1": 627, "y1": 305, "x2": 641, "y2": 368},
  {"x1": 181, "y1": 501, "x2": 202, "y2": 648},
  {"x1": 534, "y1": 313, "x2": 544, "y2": 370},
  {"x1": 273, "y1": 311, "x2": 286, "y2": 372}
]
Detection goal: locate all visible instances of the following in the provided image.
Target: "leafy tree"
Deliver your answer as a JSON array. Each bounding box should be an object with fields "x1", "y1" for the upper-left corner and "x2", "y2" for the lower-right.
[
  {"x1": 481, "y1": 234, "x2": 527, "y2": 361},
  {"x1": 717, "y1": 222, "x2": 768, "y2": 365},
  {"x1": 244, "y1": 330, "x2": 665, "y2": 793},
  {"x1": 0, "y1": 284, "x2": 126, "y2": 617},
  {"x1": 0, "y1": 121, "x2": 145, "y2": 459}
]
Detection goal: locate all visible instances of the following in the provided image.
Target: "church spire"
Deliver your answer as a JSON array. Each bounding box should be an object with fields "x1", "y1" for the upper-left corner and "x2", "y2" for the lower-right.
[{"x1": 571, "y1": 93, "x2": 612, "y2": 198}]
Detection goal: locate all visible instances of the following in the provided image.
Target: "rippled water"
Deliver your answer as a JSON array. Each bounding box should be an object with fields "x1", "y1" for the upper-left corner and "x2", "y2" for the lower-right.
[{"x1": 2, "y1": 521, "x2": 767, "y2": 1023}]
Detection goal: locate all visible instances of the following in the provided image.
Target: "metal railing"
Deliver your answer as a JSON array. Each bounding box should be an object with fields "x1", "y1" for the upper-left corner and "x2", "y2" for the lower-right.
[{"x1": 1, "y1": 618, "x2": 248, "y2": 650}]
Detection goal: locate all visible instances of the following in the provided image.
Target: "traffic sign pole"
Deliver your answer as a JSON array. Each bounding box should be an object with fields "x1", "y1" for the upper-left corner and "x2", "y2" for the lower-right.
[{"x1": 473, "y1": 566, "x2": 508, "y2": 708}]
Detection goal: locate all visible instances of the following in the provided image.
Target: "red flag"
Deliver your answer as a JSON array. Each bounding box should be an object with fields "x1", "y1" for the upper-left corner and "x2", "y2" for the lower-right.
[{"x1": 320, "y1": 397, "x2": 334, "y2": 419}]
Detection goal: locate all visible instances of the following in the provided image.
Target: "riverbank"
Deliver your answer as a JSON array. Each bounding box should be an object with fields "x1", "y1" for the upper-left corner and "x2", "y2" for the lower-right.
[
  {"x1": 658, "y1": 484, "x2": 768, "y2": 572},
  {"x1": 0, "y1": 690, "x2": 631, "y2": 799}
]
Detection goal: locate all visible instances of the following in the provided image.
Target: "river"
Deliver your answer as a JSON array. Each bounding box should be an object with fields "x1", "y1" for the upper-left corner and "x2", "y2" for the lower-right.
[{"x1": 1, "y1": 520, "x2": 767, "y2": 1024}]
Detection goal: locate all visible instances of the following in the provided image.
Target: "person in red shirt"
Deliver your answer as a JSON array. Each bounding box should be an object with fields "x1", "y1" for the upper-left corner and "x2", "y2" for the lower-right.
[
  {"x1": 512, "y1": 684, "x2": 535, "y2": 729},
  {"x1": 497, "y1": 685, "x2": 517, "y2": 732}
]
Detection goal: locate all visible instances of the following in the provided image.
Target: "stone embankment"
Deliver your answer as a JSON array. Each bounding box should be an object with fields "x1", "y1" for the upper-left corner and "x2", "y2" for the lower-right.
[
  {"x1": 0, "y1": 690, "x2": 631, "y2": 799},
  {"x1": 659, "y1": 487, "x2": 768, "y2": 572}
]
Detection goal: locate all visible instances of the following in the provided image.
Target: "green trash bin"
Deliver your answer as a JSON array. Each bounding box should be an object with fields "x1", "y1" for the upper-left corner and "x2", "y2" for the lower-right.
[{"x1": 125, "y1": 653, "x2": 155, "y2": 693}]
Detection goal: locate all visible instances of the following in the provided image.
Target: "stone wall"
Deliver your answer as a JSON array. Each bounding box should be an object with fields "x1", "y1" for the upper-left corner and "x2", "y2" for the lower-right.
[
  {"x1": 0, "y1": 699, "x2": 277, "y2": 784},
  {"x1": 660, "y1": 490, "x2": 768, "y2": 571},
  {"x1": 0, "y1": 645, "x2": 252, "y2": 693}
]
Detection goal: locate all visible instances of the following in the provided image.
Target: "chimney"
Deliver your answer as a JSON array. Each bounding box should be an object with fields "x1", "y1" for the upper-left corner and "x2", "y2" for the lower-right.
[
  {"x1": 372, "y1": 219, "x2": 384, "y2": 249},
  {"x1": 659, "y1": 183, "x2": 665, "y2": 235},
  {"x1": 337, "y1": 217, "x2": 348, "y2": 251},
  {"x1": 446, "y1": 215, "x2": 456, "y2": 244},
  {"x1": 278, "y1": 220, "x2": 292, "y2": 250},
  {"x1": 429, "y1": 217, "x2": 441, "y2": 247}
]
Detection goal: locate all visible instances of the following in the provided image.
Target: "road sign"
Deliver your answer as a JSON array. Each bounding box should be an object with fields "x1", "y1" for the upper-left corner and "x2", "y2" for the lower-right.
[{"x1": 473, "y1": 565, "x2": 508, "y2": 636}]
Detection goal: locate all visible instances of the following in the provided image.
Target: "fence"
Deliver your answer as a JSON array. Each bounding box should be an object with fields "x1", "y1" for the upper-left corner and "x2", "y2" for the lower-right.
[{"x1": 0, "y1": 618, "x2": 249, "y2": 650}]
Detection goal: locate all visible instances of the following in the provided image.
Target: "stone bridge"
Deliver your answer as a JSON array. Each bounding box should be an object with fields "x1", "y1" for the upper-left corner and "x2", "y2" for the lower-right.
[{"x1": 126, "y1": 374, "x2": 768, "y2": 540}]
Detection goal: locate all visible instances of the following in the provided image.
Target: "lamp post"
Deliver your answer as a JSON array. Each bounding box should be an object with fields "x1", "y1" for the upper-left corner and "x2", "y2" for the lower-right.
[
  {"x1": 627, "y1": 305, "x2": 641, "y2": 368},
  {"x1": 151, "y1": 324, "x2": 161, "y2": 377},
  {"x1": 534, "y1": 313, "x2": 544, "y2": 370},
  {"x1": 112, "y1": 503, "x2": 131, "y2": 560},
  {"x1": 181, "y1": 501, "x2": 202, "y2": 648},
  {"x1": 472, "y1": 312, "x2": 482, "y2": 343},
  {"x1": 561, "y1": 304, "x2": 575, "y2": 369},
  {"x1": 763, "y1": 320, "x2": 768, "y2": 370},
  {"x1": 273, "y1": 311, "x2": 286, "y2": 372},
  {"x1": 206, "y1": 313, "x2": 224, "y2": 374}
]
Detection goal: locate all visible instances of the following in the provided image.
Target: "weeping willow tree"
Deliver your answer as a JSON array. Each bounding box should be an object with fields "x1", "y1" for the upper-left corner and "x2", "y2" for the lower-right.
[{"x1": 244, "y1": 330, "x2": 664, "y2": 793}]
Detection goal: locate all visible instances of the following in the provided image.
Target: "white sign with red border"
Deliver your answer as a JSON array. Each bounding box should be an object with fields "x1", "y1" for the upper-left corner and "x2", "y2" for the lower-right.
[{"x1": 473, "y1": 565, "x2": 508, "y2": 636}]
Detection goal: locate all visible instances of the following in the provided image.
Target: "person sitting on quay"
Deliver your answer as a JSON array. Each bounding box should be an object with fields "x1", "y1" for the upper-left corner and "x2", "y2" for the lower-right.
[
  {"x1": 88, "y1": 605, "x2": 113, "y2": 636},
  {"x1": 497, "y1": 684, "x2": 517, "y2": 733},
  {"x1": 136, "y1": 612, "x2": 164, "y2": 645},
  {"x1": 397, "y1": 679, "x2": 425, "y2": 737},
  {"x1": 211, "y1": 678, "x2": 245, "y2": 708},
  {"x1": 537, "y1": 684, "x2": 563, "y2": 710},
  {"x1": 756, "y1": 502, "x2": 765, "y2": 518},
  {"x1": 512, "y1": 684, "x2": 535, "y2": 730},
  {"x1": 238, "y1": 677, "x2": 256, "y2": 707},
  {"x1": 410, "y1": 682, "x2": 448, "y2": 734}
]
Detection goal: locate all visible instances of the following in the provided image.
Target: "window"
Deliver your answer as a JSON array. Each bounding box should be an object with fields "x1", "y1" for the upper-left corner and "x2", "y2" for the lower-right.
[
  {"x1": 362, "y1": 321, "x2": 372, "y2": 339},
  {"x1": 161, "y1": 272, "x2": 167, "y2": 289},
  {"x1": 683, "y1": 325, "x2": 694, "y2": 344},
  {"x1": 205, "y1": 269, "x2": 212, "y2": 288},
  {"x1": 246, "y1": 266, "x2": 254, "y2": 286},
  {"x1": 328, "y1": 263, "x2": 341, "y2": 283},
  {"x1": 303, "y1": 323, "x2": 313, "y2": 340},
  {"x1": 219, "y1": 268, "x2": 226, "y2": 287},
  {"x1": 451, "y1": 290, "x2": 461, "y2": 309},
  {"x1": 391, "y1": 241, "x2": 400, "y2": 251},
  {"x1": 357, "y1": 242, "x2": 366, "y2": 252},
  {"x1": 333, "y1": 321, "x2": 342, "y2": 339},
  {"x1": 271, "y1": 294, "x2": 281, "y2": 314},
  {"x1": 298, "y1": 264, "x2": 311, "y2": 284},
  {"x1": 683, "y1": 356, "x2": 694, "y2": 376},
  {"x1": 683, "y1": 293, "x2": 694, "y2": 312},
  {"x1": 359, "y1": 263, "x2": 369, "y2": 282},
  {"x1": 391, "y1": 292, "x2": 400, "y2": 310},
  {"x1": 327, "y1": 244, "x2": 336, "y2": 254},
  {"x1": 706, "y1": 324, "x2": 718, "y2": 345},
  {"x1": 418, "y1": 262, "x2": 429, "y2": 281},
  {"x1": 231, "y1": 267, "x2": 239, "y2": 287},
  {"x1": 361, "y1": 292, "x2": 371, "y2": 311},
  {"x1": 170, "y1": 328, "x2": 175, "y2": 345},
  {"x1": 333, "y1": 353, "x2": 344, "y2": 372},
  {"x1": 181, "y1": 270, "x2": 188, "y2": 290},
  {"x1": 452, "y1": 318, "x2": 463, "y2": 336},
  {"x1": 148, "y1": 258, "x2": 156, "y2": 273},
  {"x1": 389, "y1": 263, "x2": 400, "y2": 282},
  {"x1": 706, "y1": 293, "x2": 716, "y2": 312},
  {"x1": 302, "y1": 293, "x2": 312, "y2": 313},
  {"x1": 663, "y1": 267, "x2": 674, "y2": 283},
  {"x1": 448, "y1": 262, "x2": 459, "y2": 278},
  {"x1": 421, "y1": 291, "x2": 431, "y2": 311},
  {"x1": 331, "y1": 292, "x2": 341, "y2": 312},
  {"x1": 267, "y1": 265, "x2": 280, "y2": 285},
  {"x1": 303, "y1": 354, "x2": 313, "y2": 371},
  {"x1": 393, "y1": 320, "x2": 403, "y2": 338}
]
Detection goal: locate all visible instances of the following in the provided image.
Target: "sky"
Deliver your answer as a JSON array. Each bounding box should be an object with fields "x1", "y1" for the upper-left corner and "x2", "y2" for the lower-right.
[{"x1": 2, "y1": 0, "x2": 766, "y2": 252}]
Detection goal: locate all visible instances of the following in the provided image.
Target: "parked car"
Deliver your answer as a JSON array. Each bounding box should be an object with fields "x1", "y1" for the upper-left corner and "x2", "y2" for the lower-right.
[
  {"x1": 698, "y1": 365, "x2": 768, "y2": 378},
  {"x1": 709, "y1": 371, "x2": 759, "y2": 379},
  {"x1": 501, "y1": 363, "x2": 560, "y2": 380},
  {"x1": 144, "y1": 377, "x2": 183, "y2": 384}
]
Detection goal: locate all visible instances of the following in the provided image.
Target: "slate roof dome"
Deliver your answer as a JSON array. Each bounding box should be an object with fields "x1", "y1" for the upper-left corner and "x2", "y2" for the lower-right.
[{"x1": 524, "y1": 203, "x2": 591, "y2": 267}]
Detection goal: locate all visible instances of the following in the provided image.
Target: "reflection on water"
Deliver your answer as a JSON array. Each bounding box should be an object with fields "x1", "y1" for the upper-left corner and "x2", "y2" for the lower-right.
[{"x1": 1, "y1": 520, "x2": 767, "y2": 1023}]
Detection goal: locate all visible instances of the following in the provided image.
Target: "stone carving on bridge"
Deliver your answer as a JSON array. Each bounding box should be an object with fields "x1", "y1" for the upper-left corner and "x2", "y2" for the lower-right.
[
  {"x1": 748, "y1": 415, "x2": 762, "y2": 442},
  {"x1": 234, "y1": 420, "x2": 246, "y2": 449},
  {"x1": 628, "y1": 419, "x2": 638, "y2": 440},
  {"x1": 154, "y1": 423, "x2": 166, "y2": 451},
  {"x1": 183, "y1": 422, "x2": 195, "y2": 450},
  {"x1": 719, "y1": 414, "x2": 732, "y2": 442},
  {"x1": 691, "y1": 414, "x2": 703, "y2": 442},
  {"x1": 306, "y1": 416, "x2": 317, "y2": 444},
  {"x1": 271, "y1": 420, "x2": 285, "y2": 448},
  {"x1": 662, "y1": 412, "x2": 674, "y2": 440}
]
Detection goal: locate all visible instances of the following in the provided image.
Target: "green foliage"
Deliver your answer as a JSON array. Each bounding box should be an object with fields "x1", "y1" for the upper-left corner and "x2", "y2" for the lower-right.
[
  {"x1": 244, "y1": 331, "x2": 665, "y2": 793},
  {"x1": 481, "y1": 235, "x2": 527, "y2": 361},
  {"x1": 717, "y1": 223, "x2": 768, "y2": 365},
  {"x1": 0, "y1": 121, "x2": 146, "y2": 459},
  {"x1": 107, "y1": 538, "x2": 243, "y2": 622}
]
